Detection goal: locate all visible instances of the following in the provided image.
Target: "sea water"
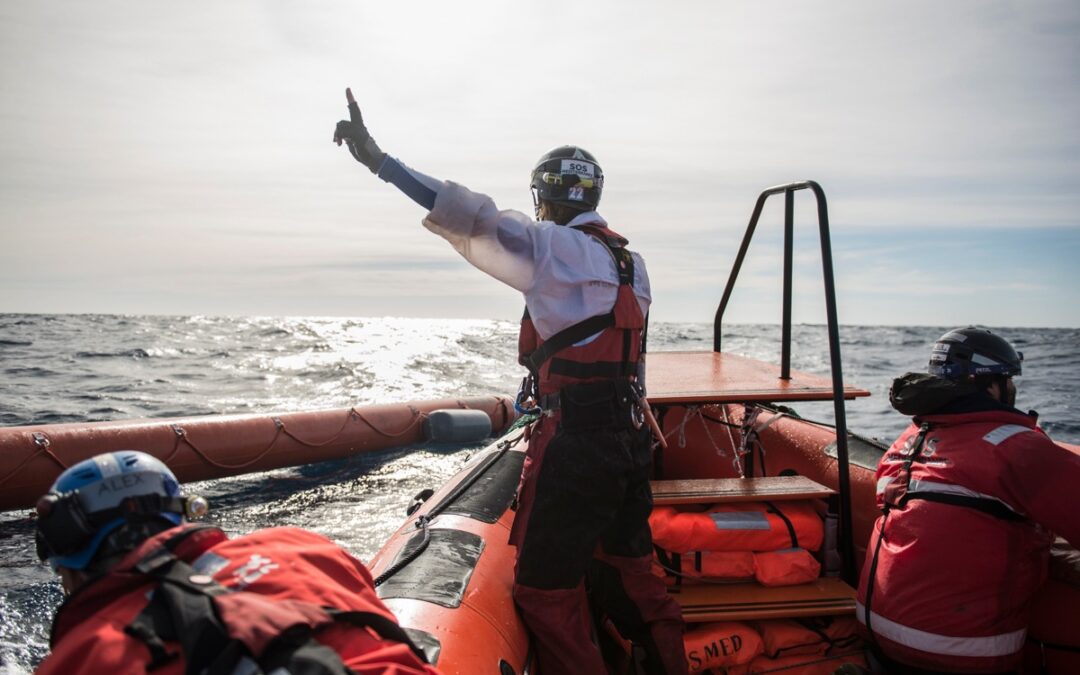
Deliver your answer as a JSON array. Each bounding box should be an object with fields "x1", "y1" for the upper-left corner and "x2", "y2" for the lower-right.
[{"x1": 1, "y1": 314, "x2": 1077, "y2": 672}]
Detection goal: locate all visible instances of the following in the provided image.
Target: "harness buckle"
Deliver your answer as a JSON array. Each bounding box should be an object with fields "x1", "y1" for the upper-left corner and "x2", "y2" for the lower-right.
[{"x1": 514, "y1": 376, "x2": 542, "y2": 416}]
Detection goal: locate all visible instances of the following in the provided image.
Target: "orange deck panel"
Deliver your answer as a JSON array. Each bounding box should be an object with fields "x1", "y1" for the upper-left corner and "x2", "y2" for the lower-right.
[{"x1": 646, "y1": 351, "x2": 871, "y2": 405}]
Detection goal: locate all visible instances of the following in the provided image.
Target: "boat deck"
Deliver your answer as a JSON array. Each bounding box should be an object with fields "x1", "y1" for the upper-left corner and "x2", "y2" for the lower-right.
[{"x1": 646, "y1": 351, "x2": 871, "y2": 405}]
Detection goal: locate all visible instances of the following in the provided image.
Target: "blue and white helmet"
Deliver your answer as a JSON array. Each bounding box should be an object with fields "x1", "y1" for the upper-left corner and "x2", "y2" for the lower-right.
[{"x1": 36, "y1": 451, "x2": 185, "y2": 571}]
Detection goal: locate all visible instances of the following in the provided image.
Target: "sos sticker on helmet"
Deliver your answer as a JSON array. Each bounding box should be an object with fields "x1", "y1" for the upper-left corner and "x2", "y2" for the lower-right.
[{"x1": 561, "y1": 159, "x2": 595, "y2": 177}]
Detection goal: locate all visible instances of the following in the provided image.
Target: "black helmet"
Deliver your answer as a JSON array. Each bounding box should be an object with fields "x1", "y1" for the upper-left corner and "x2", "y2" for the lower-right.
[
  {"x1": 927, "y1": 326, "x2": 1023, "y2": 379},
  {"x1": 530, "y1": 146, "x2": 603, "y2": 213}
]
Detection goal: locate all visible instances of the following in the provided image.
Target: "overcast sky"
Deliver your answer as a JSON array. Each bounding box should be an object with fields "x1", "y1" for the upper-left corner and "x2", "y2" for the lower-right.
[{"x1": 2, "y1": 1, "x2": 1077, "y2": 327}]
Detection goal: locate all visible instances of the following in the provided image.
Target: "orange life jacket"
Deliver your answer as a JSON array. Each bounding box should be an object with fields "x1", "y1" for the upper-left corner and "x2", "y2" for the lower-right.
[
  {"x1": 653, "y1": 549, "x2": 755, "y2": 585},
  {"x1": 653, "y1": 548, "x2": 820, "y2": 587},
  {"x1": 754, "y1": 616, "x2": 860, "y2": 659},
  {"x1": 747, "y1": 649, "x2": 868, "y2": 675},
  {"x1": 753, "y1": 548, "x2": 821, "y2": 587},
  {"x1": 517, "y1": 224, "x2": 644, "y2": 397},
  {"x1": 683, "y1": 621, "x2": 763, "y2": 673},
  {"x1": 41, "y1": 525, "x2": 431, "y2": 675},
  {"x1": 649, "y1": 501, "x2": 824, "y2": 554}
]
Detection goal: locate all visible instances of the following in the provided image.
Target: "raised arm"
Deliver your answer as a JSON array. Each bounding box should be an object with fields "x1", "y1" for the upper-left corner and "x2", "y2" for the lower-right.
[
  {"x1": 332, "y1": 88, "x2": 551, "y2": 293},
  {"x1": 333, "y1": 88, "x2": 442, "y2": 210}
]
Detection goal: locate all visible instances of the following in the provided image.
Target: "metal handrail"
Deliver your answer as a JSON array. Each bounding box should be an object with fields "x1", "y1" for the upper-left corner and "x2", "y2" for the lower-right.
[{"x1": 713, "y1": 180, "x2": 857, "y2": 585}]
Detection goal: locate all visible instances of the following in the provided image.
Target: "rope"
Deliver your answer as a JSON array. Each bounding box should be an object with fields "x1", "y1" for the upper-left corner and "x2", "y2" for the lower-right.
[
  {"x1": 0, "y1": 432, "x2": 69, "y2": 487},
  {"x1": 719, "y1": 404, "x2": 740, "y2": 472},
  {"x1": 158, "y1": 426, "x2": 185, "y2": 465},
  {"x1": 660, "y1": 405, "x2": 733, "y2": 461},
  {"x1": 171, "y1": 405, "x2": 428, "y2": 471},
  {"x1": 696, "y1": 405, "x2": 728, "y2": 460},
  {"x1": 348, "y1": 405, "x2": 427, "y2": 439},
  {"x1": 755, "y1": 411, "x2": 789, "y2": 435},
  {"x1": 171, "y1": 422, "x2": 287, "y2": 471},
  {"x1": 663, "y1": 405, "x2": 696, "y2": 448}
]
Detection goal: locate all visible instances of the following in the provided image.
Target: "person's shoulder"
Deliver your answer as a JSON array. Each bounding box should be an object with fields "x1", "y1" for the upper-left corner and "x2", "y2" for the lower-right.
[
  {"x1": 42, "y1": 610, "x2": 157, "y2": 675},
  {"x1": 212, "y1": 527, "x2": 373, "y2": 590},
  {"x1": 878, "y1": 421, "x2": 922, "y2": 463},
  {"x1": 630, "y1": 247, "x2": 649, "y2": 269},
  {"x1": 970, "y1": 410, "x2": 1046, "y2": 446},
  {"x1": 995, "y1": 423, "x2": 1070, "y2": 455},
  {"x1": 230, "y1": 526, "x2": 341, "y2": 548},
  {"x1": 978, "y1": 416, "x2": 1080, "y2": 475}
]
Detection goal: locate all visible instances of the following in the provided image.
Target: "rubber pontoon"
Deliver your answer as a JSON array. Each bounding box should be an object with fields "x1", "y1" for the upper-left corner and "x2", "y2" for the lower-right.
[{"x1": 0, "y1": 395, "x2": 515, "y2": 511}]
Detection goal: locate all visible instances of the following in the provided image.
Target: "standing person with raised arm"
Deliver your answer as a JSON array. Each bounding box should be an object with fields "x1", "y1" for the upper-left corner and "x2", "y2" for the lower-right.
[{"x1": 334, "y1": 88, "x2": 687, "y2": 675}]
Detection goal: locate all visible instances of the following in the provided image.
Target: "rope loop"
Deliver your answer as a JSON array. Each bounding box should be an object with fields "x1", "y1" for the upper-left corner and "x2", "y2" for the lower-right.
[{"x1": 0, "y1": 431, "x2": 68, "y2": 487}]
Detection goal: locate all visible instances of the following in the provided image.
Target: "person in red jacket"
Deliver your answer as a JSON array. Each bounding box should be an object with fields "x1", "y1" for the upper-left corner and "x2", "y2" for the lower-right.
[
  {"x1": 33, "y1": 450, "x2": 438, "y2": 675},
  {"x1": 334, "y1": 90, "x2": 687, "y2": 675},
  {"x1": 856, "y1": 327, "x2": 1080, "y2": 674}
]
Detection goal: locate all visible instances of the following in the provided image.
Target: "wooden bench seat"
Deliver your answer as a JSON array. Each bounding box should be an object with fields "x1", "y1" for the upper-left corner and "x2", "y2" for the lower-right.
[
  {"x1": 651, "y1": 475, "x2": 835, "y2": 506},
  {"x1": 670, "y1": 577, "x2": 857, "y2": 622}
]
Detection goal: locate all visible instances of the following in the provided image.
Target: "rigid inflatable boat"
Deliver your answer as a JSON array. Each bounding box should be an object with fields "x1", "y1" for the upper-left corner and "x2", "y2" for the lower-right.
[{"x1": 366, "y1": 182, "x2": 1080, "y2": 674}]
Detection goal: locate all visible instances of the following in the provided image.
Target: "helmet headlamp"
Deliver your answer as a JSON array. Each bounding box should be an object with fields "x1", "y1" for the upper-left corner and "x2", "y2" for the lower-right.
[{"x1": 34, "y1": 490, "x2": 208, "y2": 564}]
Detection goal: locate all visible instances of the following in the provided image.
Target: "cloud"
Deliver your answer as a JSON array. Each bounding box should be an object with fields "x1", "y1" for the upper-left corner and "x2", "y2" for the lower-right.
[{"x1": 1, "y1": 1, "x2": 1078, "y2": 325}]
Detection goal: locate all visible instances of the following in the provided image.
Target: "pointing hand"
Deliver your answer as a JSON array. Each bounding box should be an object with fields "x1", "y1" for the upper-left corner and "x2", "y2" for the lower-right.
[{"x1": 333, "y1": 88, "x2": 386, "y2": 173}]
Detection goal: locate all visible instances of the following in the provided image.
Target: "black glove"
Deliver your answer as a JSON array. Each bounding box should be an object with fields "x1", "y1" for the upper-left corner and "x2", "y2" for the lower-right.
[{"x1": 333, "y1": 88, "x2": 386, "y2": 173}]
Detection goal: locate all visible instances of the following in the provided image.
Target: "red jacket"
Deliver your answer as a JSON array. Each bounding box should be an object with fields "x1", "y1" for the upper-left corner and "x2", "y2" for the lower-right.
[
  {"x1": 38, "y1": 525, "x2": 439, "y2": 675},
  {"x1": 856, "y1": 408, "x2": 1080, "y2": 673}
]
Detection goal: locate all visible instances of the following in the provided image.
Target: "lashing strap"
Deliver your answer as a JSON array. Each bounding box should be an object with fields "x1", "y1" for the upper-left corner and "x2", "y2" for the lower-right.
[
  {"x1": 522, "y1": 312, "x2": 617, "y2": 374},
  {"x1": 764, "y1": 501, "x2": 799, "y2": 549},
  {"x1": 904, "y1": 491, "x2": 1026, "y2": 522}
]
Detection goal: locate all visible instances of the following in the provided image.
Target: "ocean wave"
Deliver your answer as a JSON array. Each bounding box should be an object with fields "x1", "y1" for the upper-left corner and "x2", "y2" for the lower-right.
[
  {"x1": 74, "y1": 348, "x2": 151, "y2": 359},
  {"x1": 2, "y1": 367, "x2": 60, "y2": 378},
  {"x1": 85, "y1": 407, "x2": 129, "y2": 417},
  {"x1": 258, "y1": 327, "x2": 292, "y2": 337},
  {"x1": 23, "y1": 412, "x2": 87, "y2": 425},
  {"x1": 0, "y1": 413, "x2": 25, "y2": 425}
]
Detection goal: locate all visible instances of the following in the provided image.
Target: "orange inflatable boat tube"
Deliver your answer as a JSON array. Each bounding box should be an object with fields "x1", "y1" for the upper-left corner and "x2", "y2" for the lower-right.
[{"x1": 0, "y1": 395, "x2": 515, "y2": 511}]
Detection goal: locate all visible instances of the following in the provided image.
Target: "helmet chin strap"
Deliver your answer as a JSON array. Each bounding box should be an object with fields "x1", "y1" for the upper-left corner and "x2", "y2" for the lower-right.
[
  {"x1": 1001, "y1": 376, "x2": 1016, "y2": 408},
  {"x1": 991, "y1": 375, "x2": 1016, "y2": 407}
]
